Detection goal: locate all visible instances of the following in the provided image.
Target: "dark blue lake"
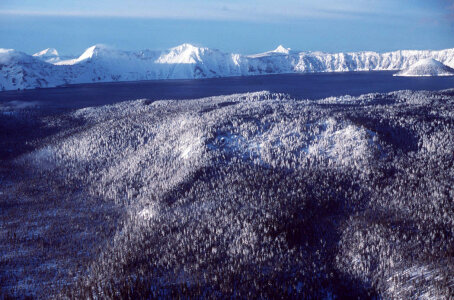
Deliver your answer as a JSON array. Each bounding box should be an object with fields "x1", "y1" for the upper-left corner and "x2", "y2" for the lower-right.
[{"x1": 1, "y1": 71, "x2": 454, "y2": 110}]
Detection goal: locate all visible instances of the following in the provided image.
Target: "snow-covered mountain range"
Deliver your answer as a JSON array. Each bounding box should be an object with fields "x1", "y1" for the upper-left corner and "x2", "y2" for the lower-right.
[
  {"x1": 394, "y1": 58, "x2": 454, "y2": 77},
  {"x1": 1, "y1": 44, "x2": 454, "y2": 91}
]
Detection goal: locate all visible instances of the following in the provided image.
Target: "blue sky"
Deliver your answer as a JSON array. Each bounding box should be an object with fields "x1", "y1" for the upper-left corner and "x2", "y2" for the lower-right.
[{"x1": 1, "y1": 0, "x2": 453, "y2": 55}]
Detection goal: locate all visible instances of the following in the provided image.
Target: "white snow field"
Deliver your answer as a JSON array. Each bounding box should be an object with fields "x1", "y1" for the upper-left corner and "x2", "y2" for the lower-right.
[
  {"x1": 1, "y1": 89, "x2": 454, "y2": 298},
  {"x1": 395, "y1": 58, "x2": 454, "y2": 77},
  {"x1": 1, "y1": 44, "x2": 454, "y2": 91}
]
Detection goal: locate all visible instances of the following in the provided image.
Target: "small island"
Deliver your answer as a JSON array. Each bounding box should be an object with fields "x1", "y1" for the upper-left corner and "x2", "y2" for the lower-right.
[{"x1": 394, "y1": 58, "x2": 454, "y2": 77}]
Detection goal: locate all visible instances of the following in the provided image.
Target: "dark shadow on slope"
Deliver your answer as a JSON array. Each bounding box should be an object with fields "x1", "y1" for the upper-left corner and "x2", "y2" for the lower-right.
[
  {"x1": 0, "y1": 108, "x2": 123, "y2": 298},
  {"x1": 68, "y1": 162, "x2": 380, "y2": 298},
  {"x1": 199, "y1": 101, "x2": 237, "y2": 114},
  {"x1": 349, "y1": 116, "x2": 419, "y2": 153},
  {"x1": 0, "y1": 161, "x2": 124, "y2": 298},
  {"x1": 0, "y1": 108, "x2": 83, "y2": 161}
]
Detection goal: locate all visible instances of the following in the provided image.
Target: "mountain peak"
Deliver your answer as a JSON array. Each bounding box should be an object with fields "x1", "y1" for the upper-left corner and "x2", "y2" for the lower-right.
[
  {"x1": 414, "y1": 58, "x2": 444, "y2": 67},
  {"x1": 172, "y1": 43, "x2": 203, "y2": 52},
  {"x1": 54, "y1": 44, "x2": 110, "y2": 65},
  {"x1": 79, "y1": 45, "x2": 97, "y2": 60},
  {"x1": 33, "y1": 48, "x2": 59, "y2": 57},
  {"x1": 157, "y1": 43, "x2": 206, "y2": 64},
  {"x1": 273, "y1": 45, "x2": 290, "y2": 54},
  {"x1": 75, "y1": 44, "x2": 113, "y2": 62}
]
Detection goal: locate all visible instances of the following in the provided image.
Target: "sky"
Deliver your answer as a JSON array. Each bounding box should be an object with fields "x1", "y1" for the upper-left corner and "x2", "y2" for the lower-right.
[{"x1": 0, "y1": 0, "x2": 453, "y2": 56}]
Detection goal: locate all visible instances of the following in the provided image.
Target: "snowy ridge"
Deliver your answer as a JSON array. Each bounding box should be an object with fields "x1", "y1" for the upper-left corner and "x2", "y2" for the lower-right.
[
  {"x1": 0, "y1": 48, "x2": 64, "y2": 91},
  {"x1": 1, "y1": 44, "x2": 454, "y2": 91},
  {"x1": 394, "y1": 58, "x2": 454, "y2": 77}
]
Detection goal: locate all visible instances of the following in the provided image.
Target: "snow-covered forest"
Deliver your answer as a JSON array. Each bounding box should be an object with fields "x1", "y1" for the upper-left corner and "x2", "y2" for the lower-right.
[{"x1": 1, "y1": 89, "x2": 454, "y2": 298}]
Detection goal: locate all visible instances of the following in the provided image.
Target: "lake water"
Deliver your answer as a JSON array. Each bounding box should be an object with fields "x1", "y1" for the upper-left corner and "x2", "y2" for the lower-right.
[{"x1": 1, "y1": 71, "x2": 454, "y2": 110}]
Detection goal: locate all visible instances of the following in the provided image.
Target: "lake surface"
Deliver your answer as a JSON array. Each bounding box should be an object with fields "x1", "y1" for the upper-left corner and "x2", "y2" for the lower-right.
[{"x1": 1, "y1": 71, "x2": 454, "y2": 110}]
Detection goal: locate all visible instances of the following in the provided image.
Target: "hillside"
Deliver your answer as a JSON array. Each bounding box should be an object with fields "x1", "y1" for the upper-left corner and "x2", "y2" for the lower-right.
[{"x1": 1, "y1": 89, "x2": 454, "y2": 298}]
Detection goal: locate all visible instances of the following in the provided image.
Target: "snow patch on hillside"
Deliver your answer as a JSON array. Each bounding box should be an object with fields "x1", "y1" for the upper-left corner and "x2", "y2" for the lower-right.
[{"x1": 306, "y1": 119, "x2": 378, "y2": 167}]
